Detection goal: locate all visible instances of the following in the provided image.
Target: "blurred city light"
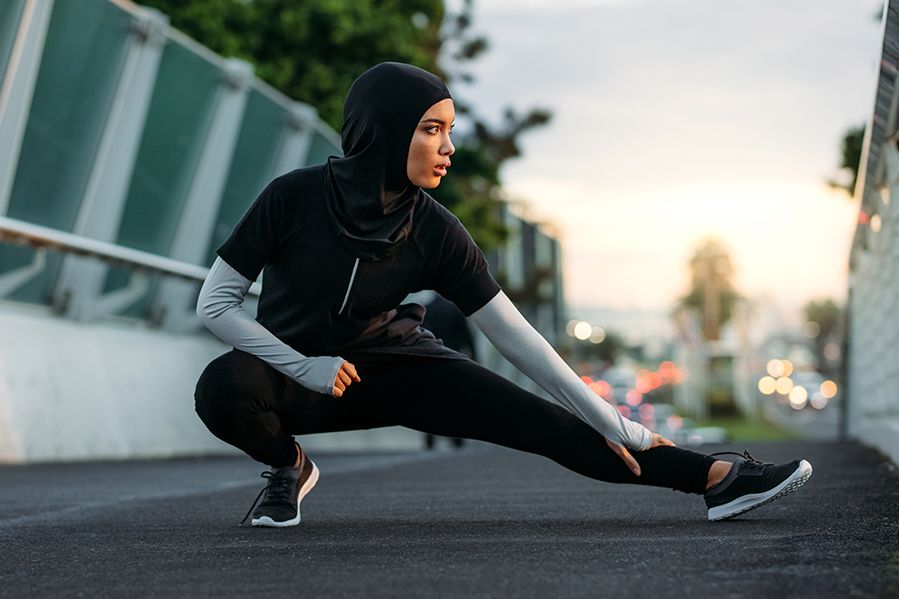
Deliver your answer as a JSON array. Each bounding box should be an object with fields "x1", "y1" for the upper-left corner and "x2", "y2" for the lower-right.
[
  {"x1": 638, "y1": 403, "x2": 654, "y2": 420},
  {"x1": 573, "y1": 321, "x2": 592, "y2": 340},
  {"x1": 588, "y1": 326, "x2": 605, "y2": 344},
  {"x1": 775, "y1": 376, "x2": 794, "y2": 395},
  {"x1": 566, "y1": 320, "x2": 579, "y2": 337},
  {"x1": 781, "y1": 360, "x2": 795, "y2": 376},
  {"x1": 824, "y1": 343, "x2": 842, "y2": 361},
  {"x1": 617, "y1": 405, "x2": 631, "y2": 419},
  {"x1": 820, "y1": 380, "x2": 838, "y2": 399},
  {"x1": 810, "y1": 392, "x2": 828, "y2": 410},
  {"x1": 789, "y1": 386, "x2": 808, "y2": 410},
  {"x1": 758, "y1": 376, "x2": 777, "y2": 395},
  {"x1": 667, "y1": 415, "x2": 683, "y2": 431},
  {"x1": 803, "y1": 321, "x2": 821, "y2": 338},
  {"x1": 789, "y1": 385, "x2": 808, "y2": 403},
  {"x1": 871, "y1": 214, "x2": 882, "y2": 233},
  {"x1": 625, "y1": 390, "x2": 643, "y2": 406},
  {"x1": 766, "y1": 359, "x2": 784, "y2": 377}
]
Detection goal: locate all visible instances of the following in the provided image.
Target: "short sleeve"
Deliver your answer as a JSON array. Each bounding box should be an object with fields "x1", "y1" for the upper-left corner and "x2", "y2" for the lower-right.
[
  {"x1": 431, "y1": 214, "x2": 502, "y2": 317},
  {"x1": 215, "y1": 176, "x2": 286, "y2": 281}
]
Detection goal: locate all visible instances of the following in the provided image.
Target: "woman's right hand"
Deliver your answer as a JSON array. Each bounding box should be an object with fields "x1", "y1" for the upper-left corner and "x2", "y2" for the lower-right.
[
  {"x1": 604, "y1": 432, "x2": 676, "y2": 477},
  {"x1": 332, "y1": 360, "x2": 361, "y2": 397}
]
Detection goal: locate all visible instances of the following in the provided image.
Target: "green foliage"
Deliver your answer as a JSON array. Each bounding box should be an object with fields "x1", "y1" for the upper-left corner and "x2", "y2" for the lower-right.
[
  {"x1": 827, "y1": 124, "x2": 865, "y2": 198},
  {"x1": 137, "y1": 0, "x2": 553, "y2": 251},
  {"x1": 803, "y1": 298, "x2": 844, "y2": 376},
  {"x1": 677, "y1": 237, "x2": 741, "y2": 341},
  {"x1": 139, "y1": 0, "x2": 444, "y2": 131}
]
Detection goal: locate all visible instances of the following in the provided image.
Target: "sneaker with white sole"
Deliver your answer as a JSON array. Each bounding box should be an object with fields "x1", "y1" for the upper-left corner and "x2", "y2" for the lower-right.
[
  {"x1": 704, "y1": 450, "x2": 812, "y2": 521},
  {"x1": 240, "y1": 445, "x2": 320, "y2": 527}
]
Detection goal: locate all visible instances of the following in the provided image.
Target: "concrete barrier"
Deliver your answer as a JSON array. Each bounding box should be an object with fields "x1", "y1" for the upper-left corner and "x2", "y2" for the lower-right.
[{"x1": 0, "y1": 301, "x2": 424, "y2": 463}]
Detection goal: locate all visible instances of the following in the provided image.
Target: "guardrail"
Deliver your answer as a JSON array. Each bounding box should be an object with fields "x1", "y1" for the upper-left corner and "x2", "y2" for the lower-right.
[{"x1": 0, "y1": 215, "x2": 259, "y2": 303}]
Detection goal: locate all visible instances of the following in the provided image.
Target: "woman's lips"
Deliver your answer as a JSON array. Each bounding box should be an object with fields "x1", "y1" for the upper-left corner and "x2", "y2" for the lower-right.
[{"x1": 433, "y1": 166, "x2": 447, "y2": 175}]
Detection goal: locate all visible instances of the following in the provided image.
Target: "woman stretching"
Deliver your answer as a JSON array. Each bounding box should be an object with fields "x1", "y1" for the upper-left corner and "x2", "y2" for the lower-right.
[{"x1": 193, "y1": 62, "x2": 812, "y2": 527}]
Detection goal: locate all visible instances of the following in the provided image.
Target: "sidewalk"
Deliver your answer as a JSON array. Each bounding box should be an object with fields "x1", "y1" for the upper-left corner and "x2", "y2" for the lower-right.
[{"x1": 1, "y1": 441, "x2": 896, "y2": 597}]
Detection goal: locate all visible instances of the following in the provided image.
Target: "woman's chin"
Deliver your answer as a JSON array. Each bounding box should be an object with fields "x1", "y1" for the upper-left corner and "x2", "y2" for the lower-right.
[{"x1": 417, "y1": 177, "x2": 441, "y2": 190}]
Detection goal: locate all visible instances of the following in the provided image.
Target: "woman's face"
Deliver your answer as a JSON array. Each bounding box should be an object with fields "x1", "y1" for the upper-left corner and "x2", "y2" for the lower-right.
[{"x1": 407, "y1": 98, "x2": 455, "y2": 189}]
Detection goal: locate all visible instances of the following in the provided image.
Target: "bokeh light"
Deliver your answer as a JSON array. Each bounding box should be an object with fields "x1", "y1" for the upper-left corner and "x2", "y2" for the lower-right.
[
  {"x1": 803, "y1": 321, "x2": 820, "y2": 338},
  {"x1": 820, "y1": 380, "x2": 838, "y2": 399},
  {"x1": 667, "y1": 415, "x2": 683, "y2": 430},
  {"x1": 758, "y1": 376, "x2": 777, "y2": 395},
  {"x1": 789, "y1": 386, "x2": 808, "y2": 409},
  {"x1": 775, "y1": 376, "x2": 794, "y2": 395},
  {"x1": 810, "y1": 392, "x2": 828, "y2": 410},
  {"x1": 766, "y1": 359, "x2": 784, "y2": 377},
  {"x1": 574, "y1": 321, "x2": 592, "y2": 340},
  {"x1": 824, "y1": 343, "x2": 842, "y2": 361},
  {"x1": 589, "y1": 326, "x2": 605, "y2": 344},
  {"x1": 625, "y1": 390, "x2": 643, "y2": 406},
  {"x1": 781, "y1": 360, "x2": 794, "y2": 377}
]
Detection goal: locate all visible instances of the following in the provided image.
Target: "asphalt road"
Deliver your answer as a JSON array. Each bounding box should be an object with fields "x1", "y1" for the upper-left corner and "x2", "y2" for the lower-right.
[{"x1": 1, "y1": 440, "x2": 897, "y2": 598}]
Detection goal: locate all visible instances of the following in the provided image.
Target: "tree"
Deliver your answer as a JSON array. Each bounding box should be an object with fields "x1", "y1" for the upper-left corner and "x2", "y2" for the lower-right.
[
  {"x1": 677, "y1": 237, "x2": 741, "y2": 341},
  {"x1": 803, "y1": 298, "x2": 844, "y2": 376},
  {"x1": 826, "y1": 124, "x2": 865, "y2": 198},
  {"x1": 136, "y1": 0, "x2": 553, "y2": 252}
]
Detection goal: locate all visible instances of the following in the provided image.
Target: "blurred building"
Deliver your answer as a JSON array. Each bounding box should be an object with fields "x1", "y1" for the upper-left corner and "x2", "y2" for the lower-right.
[
  {"x1": 846, "y1": 0, "x2": 899, "y2": 464},
  {"x1": 0, "y1": 0, "x2": 567, "y2": 462},
  {"x1": 478, "y1": 201, "x2": 567, "y2": 396}
]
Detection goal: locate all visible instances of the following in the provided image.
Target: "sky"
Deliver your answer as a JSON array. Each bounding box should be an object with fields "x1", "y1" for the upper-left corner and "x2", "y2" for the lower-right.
[{"x1": 446, "y1": 0, "x2": 882, "y2": 320}]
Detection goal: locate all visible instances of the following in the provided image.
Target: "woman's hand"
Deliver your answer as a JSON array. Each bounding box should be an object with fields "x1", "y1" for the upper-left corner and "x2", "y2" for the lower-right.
[
  {"x1": 604, "y1": 432, "x2": 676, "y2": 477},
  {"x1": 332, "y1": 360, "x2": 361, "y2": 397}
]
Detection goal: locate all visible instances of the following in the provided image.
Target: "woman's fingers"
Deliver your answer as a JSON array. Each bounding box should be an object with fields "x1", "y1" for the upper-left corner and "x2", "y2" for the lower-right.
[
  {"x1": 344, "y1": 361, "x2": 362, "y2": 382},
  {"x1": 650, "y1": 432, "x2": 676, "y2": 448},
  {"x1": 332, "y1": 361, "x2": 361, "y2": 397},
  {"x1": 605, "y1": 438, "x2": 641, "y2": 476}
]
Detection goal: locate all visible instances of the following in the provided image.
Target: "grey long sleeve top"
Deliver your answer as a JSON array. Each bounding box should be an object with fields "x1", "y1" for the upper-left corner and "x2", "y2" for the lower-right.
[
  {"x1": 196, "y1": 256, "x2": 652, "y2": 451},
  {"x1": 196, "y1": 256, "x2": 345, "y2": 395},
  {"x1": 469, "y1": 290, "x2": 653, "y2": 451}
]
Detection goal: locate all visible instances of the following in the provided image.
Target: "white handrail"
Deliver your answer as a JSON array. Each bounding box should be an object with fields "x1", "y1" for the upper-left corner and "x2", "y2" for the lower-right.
[{"x1": 0, "y1": 215, "x2": 261, "y2": 296}]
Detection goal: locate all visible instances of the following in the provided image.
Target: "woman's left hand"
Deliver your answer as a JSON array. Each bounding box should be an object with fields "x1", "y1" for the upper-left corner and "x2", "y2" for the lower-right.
[
  {"x1": 604, "y1": 432, "x2": 677, "y2": 477},
  {"x1": 649, "y1": 432, "x2": 676, "y2": 448}
]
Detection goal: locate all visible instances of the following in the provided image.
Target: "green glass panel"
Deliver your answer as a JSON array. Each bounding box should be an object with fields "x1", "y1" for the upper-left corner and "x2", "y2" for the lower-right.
[
  {"x1": 0, "y1": 0, "x2": 131, "y2": 304},
  {"x1": 104, "y1": 39, "x2": 221, "y2": 318},
  {"x1": 305, "y1": 130, "x2": 341, "y2": 166},
  {"x1": 0, "y1": 0, "x2": 25, "y2": 84},
  {"x1": 204, "y1": 88, "x2": 289, "y2": 267}
]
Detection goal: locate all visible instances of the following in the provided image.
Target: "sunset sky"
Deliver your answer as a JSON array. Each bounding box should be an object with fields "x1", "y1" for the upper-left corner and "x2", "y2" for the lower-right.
[{"x1": 449, "y1": 0, "x2": 881, "y2": 318}]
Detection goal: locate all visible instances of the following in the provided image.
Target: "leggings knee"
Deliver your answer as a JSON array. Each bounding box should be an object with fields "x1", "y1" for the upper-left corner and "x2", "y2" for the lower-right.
[{"x1": 193, "y1": 351, "x2": 262, "y2": 437}]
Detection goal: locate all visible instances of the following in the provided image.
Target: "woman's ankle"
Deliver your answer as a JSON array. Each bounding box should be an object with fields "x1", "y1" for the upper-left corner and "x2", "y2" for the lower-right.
[{"x1": 705, "y1": 460, "x2": 732, "y2": 491}]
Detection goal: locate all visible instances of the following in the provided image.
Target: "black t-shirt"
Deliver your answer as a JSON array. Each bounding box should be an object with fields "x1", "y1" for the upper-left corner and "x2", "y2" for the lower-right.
[{"x1": 216, "y1": 165, "x2": 502, "y2": 364}]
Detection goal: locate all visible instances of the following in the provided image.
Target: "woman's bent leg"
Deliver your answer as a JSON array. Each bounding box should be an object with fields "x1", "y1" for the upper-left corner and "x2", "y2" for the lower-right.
[
  {"x1": 193, "y1": 350, "x2": 395, "y2": 467},
  {"x1": 345, "y1": 357, "x2": 716, "y2": 495}
]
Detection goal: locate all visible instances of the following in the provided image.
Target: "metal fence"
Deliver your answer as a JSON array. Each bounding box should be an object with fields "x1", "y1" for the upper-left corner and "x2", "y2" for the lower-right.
[
  {"x1": 847, "y1": 0, "x2": 899, "y2": 464},
  {"x1": 0, "y1": 0, "x2": 341, "y2": 331}
]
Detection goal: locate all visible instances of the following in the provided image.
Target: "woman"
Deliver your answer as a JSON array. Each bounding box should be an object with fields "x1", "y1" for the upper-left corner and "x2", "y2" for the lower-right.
[{"x1": 194, "y1": 62, "x2": 812, "y2": 528}]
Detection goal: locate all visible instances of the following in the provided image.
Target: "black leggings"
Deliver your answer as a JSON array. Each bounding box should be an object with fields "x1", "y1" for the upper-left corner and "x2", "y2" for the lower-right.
[{"x1": 194, "y1": 349, "x2": 716, "y2": 495}]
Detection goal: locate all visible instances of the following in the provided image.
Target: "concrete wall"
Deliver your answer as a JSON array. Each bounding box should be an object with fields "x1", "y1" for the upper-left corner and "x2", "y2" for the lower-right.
[{"x1": 0, "y1": 301, "x2": 423, "y2": 463}]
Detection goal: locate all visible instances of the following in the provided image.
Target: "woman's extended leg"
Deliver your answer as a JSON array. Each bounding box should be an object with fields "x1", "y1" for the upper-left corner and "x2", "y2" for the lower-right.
[{"x1": 341, "y1": 355, "x2": 717, "y2": 495}]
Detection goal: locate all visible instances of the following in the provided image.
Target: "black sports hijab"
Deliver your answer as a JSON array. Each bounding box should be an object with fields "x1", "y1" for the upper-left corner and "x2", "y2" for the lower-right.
[{"x1": 323, "y1": 62, "x2": 452, "y2": 262}]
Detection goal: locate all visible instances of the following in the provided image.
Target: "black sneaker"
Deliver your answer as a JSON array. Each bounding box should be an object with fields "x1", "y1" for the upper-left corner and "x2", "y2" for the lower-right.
[
  {"x1": 704, "y1": 450, "x2": 812, "y2": 521},
  {"x1": 240, "y1": 446, "x2": 320, "y2": 528}
]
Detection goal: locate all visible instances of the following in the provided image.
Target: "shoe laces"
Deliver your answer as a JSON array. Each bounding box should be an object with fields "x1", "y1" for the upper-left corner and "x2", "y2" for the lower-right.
[
  {"x1": 707, "y1": 449, "x2": 764, "y2": 465},
  {"x1": 239, "y1": 469, "x2": 295, "y2": 526}
]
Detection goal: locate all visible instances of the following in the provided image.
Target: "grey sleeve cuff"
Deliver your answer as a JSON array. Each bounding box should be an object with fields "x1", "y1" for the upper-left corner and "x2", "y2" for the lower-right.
[
  {"x1": 196, "y1": 257, "x2": 344, "y2": 396},
  {"x1": 469, "y1": 290, "x2": 654, "y2": 450}
]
